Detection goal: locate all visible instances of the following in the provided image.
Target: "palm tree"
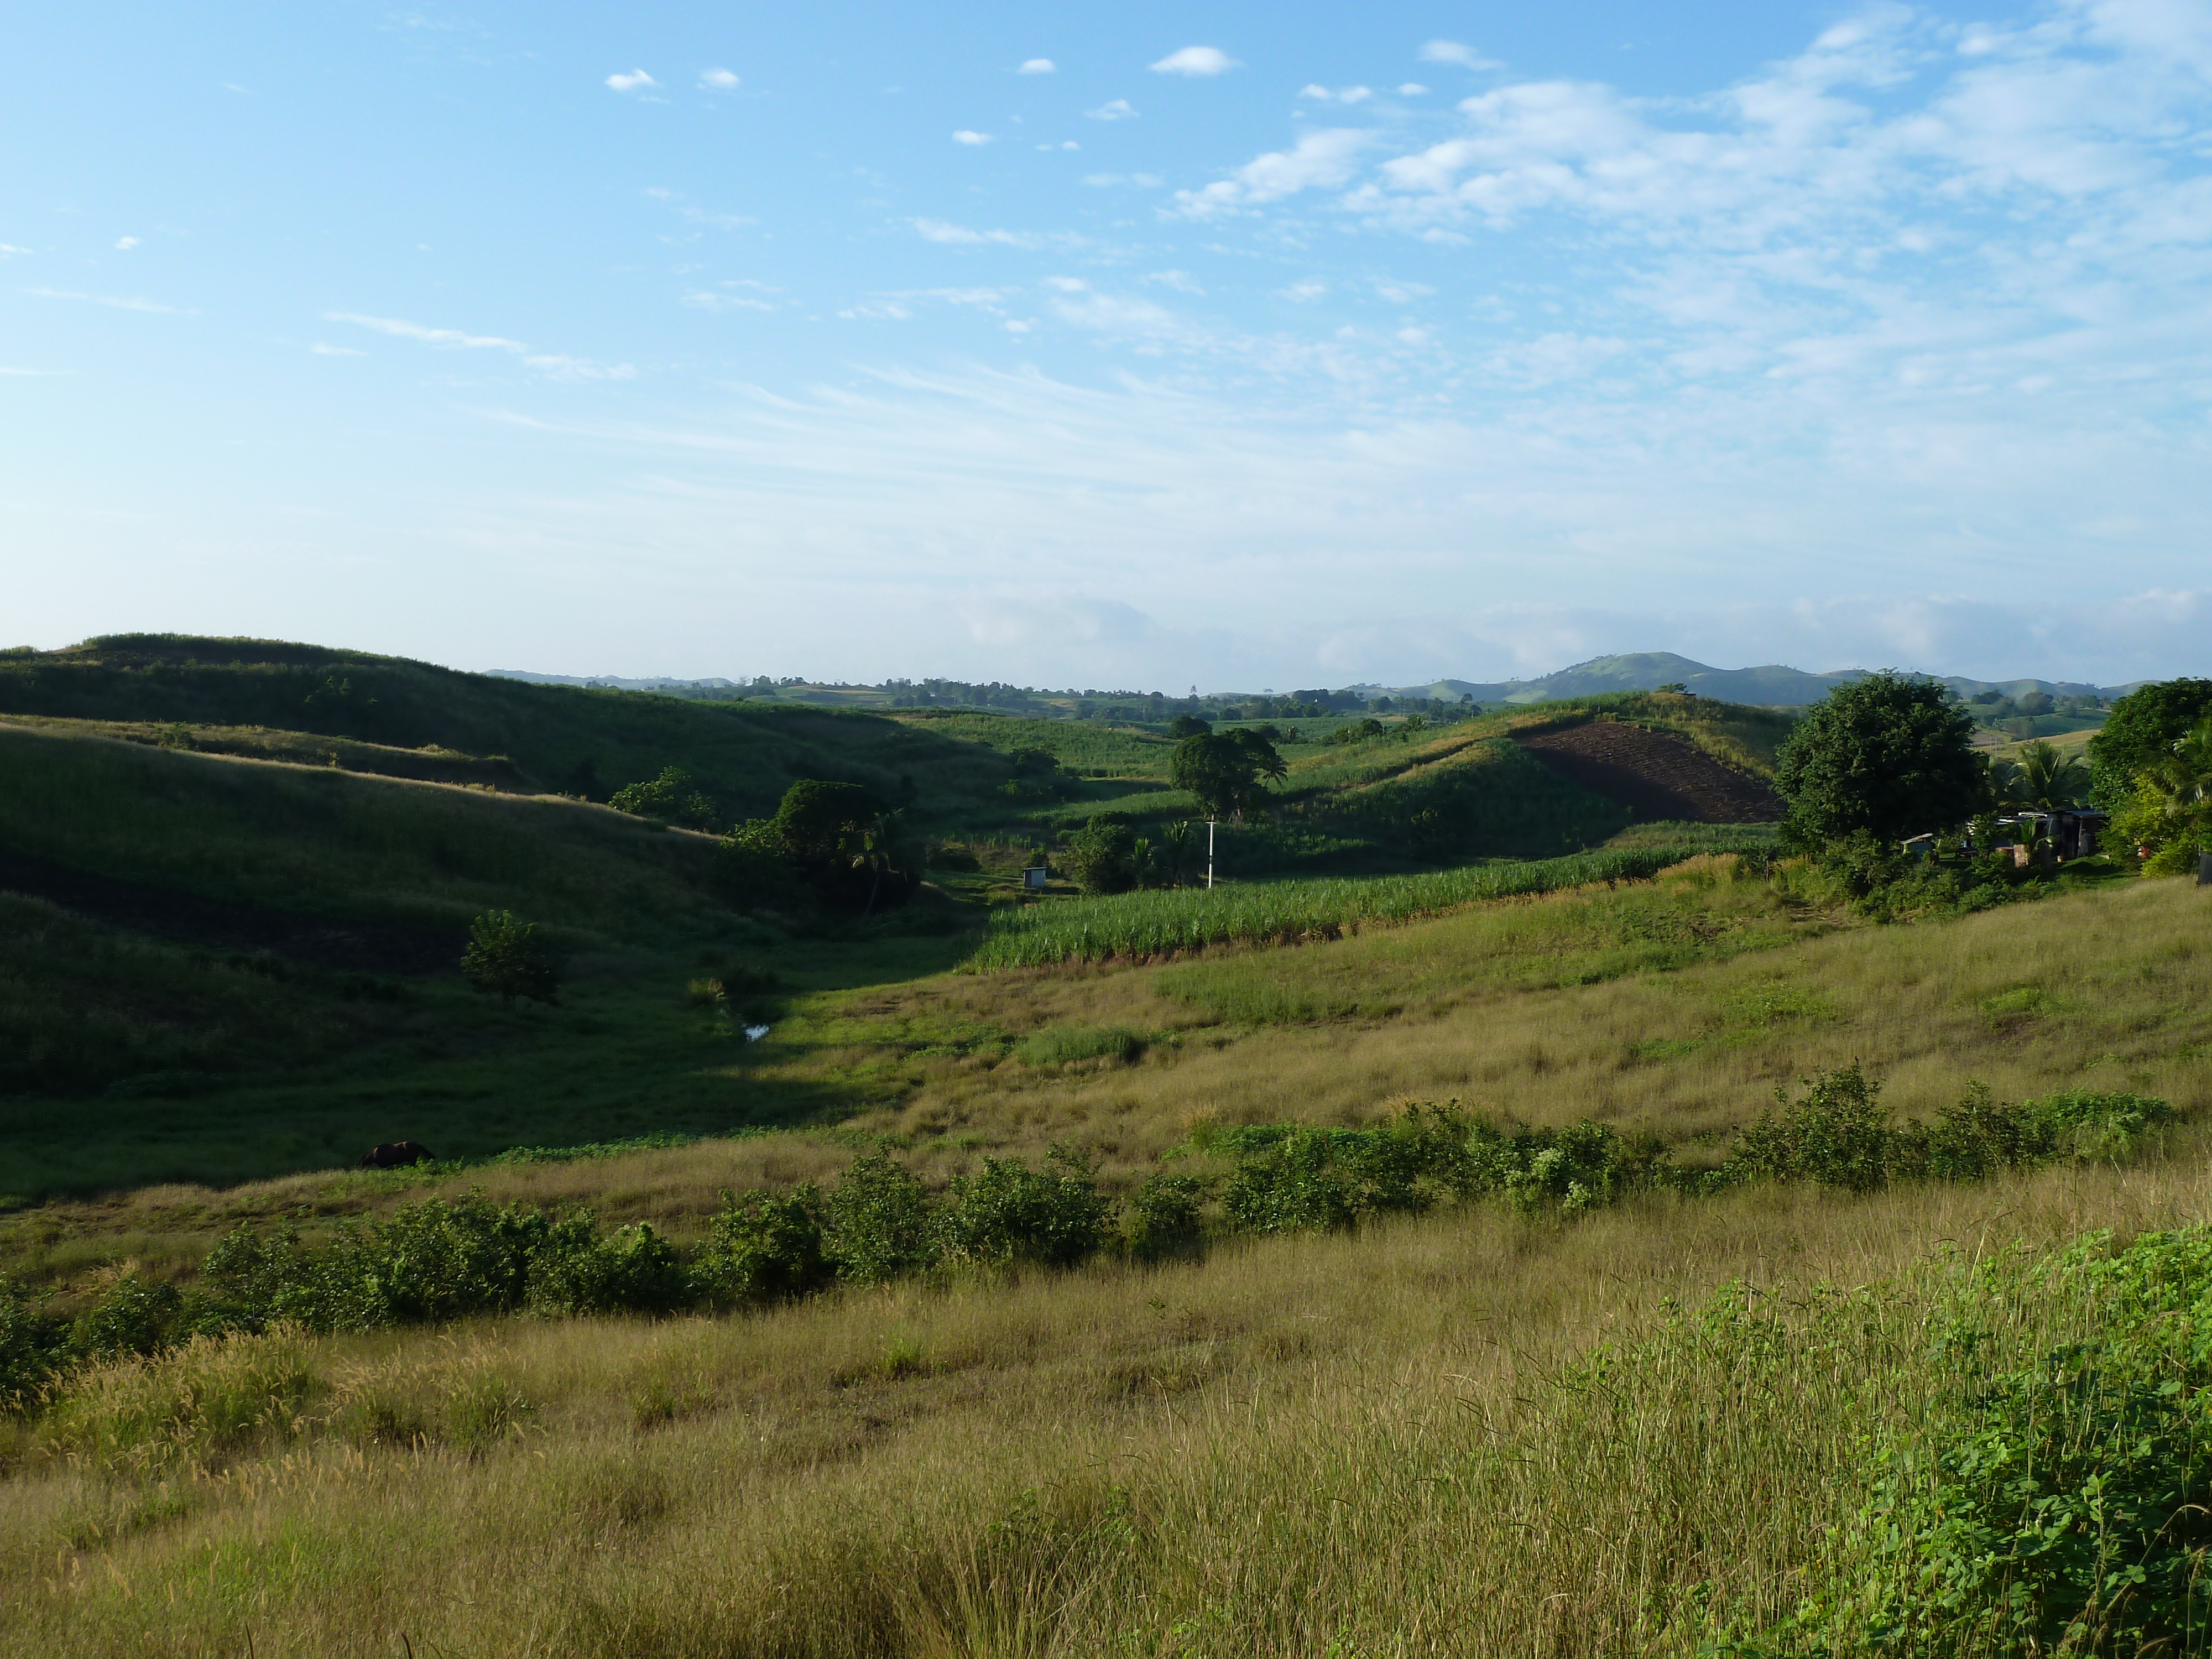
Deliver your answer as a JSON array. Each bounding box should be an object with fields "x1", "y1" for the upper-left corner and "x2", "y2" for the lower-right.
[
  {"x1": 1999, "y1": 740, "x2": 2091, "y2": 812},
  {"x1": 1158, "y1": 820, "x2": 1192, "y2": 885}
]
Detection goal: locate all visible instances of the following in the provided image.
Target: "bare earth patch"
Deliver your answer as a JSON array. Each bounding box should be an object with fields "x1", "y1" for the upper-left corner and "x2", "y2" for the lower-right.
[{"x1": 1515, "y1": 721, "x2": 1783, "y2": 824}]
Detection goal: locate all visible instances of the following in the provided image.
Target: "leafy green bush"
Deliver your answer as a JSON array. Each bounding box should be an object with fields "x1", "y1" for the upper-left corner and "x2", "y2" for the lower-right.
[
  {"x1": 1125, "y1": 1173, "x2": 1207, "y2": 1260},
  {"x1": 1731, "y1": 1062, "x2": 1894, "y2": 1191},
  {"x1": 460, "y1": 910, "x2": 562, "y2": 1005},
  {"x1": 1063, "y1": 817, "x2": 1140, "y2": 895},
  {"x1": 609, "y1": 765, "x2": 719, "y2": 830},
  {"x1": 1465, "y1": 1119, "x2": 1660, "y2": 1212},
  {"x1": 1213, "y1": 1107, "x2": 1478, "y2": 1234},
  {"x1": 70, "y1": 1270, "x2": 184, "y2": 1359},
  {"x1": 934, "y1": 1146, "x2": 1110, "y2": 1268},
  {"x1": 695, "y1": 1187, "x2": 832, "y2": 1306},
  {"x1": 820, "y1": 1152, "x2": 936, "y2": 1285},
  {"x1": 1824, "y1": 1230, "x2": 2212, "y2": 1656},
  {"x1": 525, "y1": 1218, "x2": 688, "y2": 1316},
  {"x1": 0, "y1": 1278, "x2": 66, "y2": 1411}
]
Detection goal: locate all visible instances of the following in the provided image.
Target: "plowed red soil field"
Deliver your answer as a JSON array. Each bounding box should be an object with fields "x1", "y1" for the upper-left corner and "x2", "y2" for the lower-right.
[{"x1": 1514, "y1": 721, "x2": 1782, "y2": 824}]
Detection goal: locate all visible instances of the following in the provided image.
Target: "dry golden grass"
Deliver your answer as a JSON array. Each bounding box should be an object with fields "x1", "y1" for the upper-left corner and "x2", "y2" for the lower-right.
[
  {"x1": 12, "y1": 872, "x2": 2206, "y2": 1297},
  {"x1": 7, "y1": 1144, "x2": 2211, "y2": 1657}
]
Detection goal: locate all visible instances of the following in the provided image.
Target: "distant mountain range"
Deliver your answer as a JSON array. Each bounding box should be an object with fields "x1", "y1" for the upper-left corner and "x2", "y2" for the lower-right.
[{"x1": 1376, "y1": 653, "x2": 2133, "y2": 708}]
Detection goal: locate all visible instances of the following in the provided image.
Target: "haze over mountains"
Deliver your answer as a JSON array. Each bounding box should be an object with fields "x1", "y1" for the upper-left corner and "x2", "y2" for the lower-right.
[
  {"x1": 1378, "y1": 653, "x2": 2131, "y2": 707},
  {"x1": 488, "y1": 653, "x2": 2133, "y2": 708}
]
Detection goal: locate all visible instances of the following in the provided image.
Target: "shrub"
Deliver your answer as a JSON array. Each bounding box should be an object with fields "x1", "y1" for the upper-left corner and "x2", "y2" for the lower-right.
[
  {"x1": 609, "y1": 765, "x2": 719, "y2": 831},
  {"x1": 0, "y1": 1279, "x2": 66, "y2": 1411},
  {"x1": 1063, "y1": 818, "x2": 1140, "y2": 895},
  {"x1": 934, "y1": 1147, "x2": 1111, "y2": 1268},
  {"x1": 70, "y1": 1270, "x2": 184, "y2": 1359},
  {"x1": 525, "y1": 1218, "x2": 688, "y2": 1316},
  {"x1": 1222, "y1": 1134, "x2": 1357, "y2": 1234},
  {"x1": 1833, "y1": 1230, "x2": 2212, "y2": 1655},
  {"x1": 695, "y1": 1187, "x2": 831, "y2": 1306},
  {"x1": 927, "y1": 842, "x2": 982, "y2": 872},
  {"x1": 460, "y1": 910, "x2": 561, "y2": 1005},
  {"x1": 1731, "y1": 1062, "x2": 1893, "y2": 1191},
  {"x1": 360, "y1": 1198, "x2": 546, "y2": 1323},
  {"x1": 1125, "y1": 1173, "x2": 1208, "y2": 1260},
  {"x1": 820, "y1": 1152, "x2": 936, "y2": 1285},
  {"x1": 1465, "y1": 1119, "x2": 1654, "y2": 1212}
]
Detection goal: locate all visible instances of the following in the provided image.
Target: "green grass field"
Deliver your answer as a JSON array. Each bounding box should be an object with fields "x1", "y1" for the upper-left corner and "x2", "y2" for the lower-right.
[{"x1": 14, "y1": 643, "x2": 2210, "y2": 1655}]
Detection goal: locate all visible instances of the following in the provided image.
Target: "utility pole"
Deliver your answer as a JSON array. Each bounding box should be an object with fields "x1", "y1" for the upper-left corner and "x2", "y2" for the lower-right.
[{"x1": 1207, "y1": 818, "x2": 1215, "y2": 889}]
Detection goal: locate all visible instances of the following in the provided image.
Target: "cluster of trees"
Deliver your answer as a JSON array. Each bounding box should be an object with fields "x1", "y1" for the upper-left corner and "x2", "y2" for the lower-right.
[
  {"x1": 716, "y1": 780, "x2": 919, "y2": 912},
  {"x1": 1772, "y1": 671, "x2": 2211, "y2": 889},
  {"x1": 2094, "y1": 679, "x2": 2212, "y2": 874}
]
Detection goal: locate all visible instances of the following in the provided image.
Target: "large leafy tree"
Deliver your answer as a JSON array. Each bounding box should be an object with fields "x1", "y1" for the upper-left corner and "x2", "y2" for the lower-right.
[
  {"x1": 1170, "y1": 730, "x2": 1285, "y2": 821},
  {"x1": 2087, "y1": 679, "x2": 2212, "y2": 808},
  {"x1": 1773, "y1": 672, "x2": 1989, "y2": 846}
]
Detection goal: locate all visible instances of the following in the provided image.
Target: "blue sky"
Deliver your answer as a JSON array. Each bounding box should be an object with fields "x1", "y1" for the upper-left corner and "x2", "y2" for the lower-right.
[{"x1": 6, "y1": 2, "x2": 2210, "y2": 688}]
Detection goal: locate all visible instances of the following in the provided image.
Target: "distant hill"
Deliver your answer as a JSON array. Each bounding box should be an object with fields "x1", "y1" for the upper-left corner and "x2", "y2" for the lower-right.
[{"x1": 1382, "y1": 653, "x2": 2122, "y2": 708}]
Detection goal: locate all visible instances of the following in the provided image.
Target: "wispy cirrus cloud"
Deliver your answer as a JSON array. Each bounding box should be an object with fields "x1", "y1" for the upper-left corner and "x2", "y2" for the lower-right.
[
  {"x1": 325, "y1": 312, "x2": 634, "y2": 379},
  {"x1": 912, "y1": 218, "x2": 1082, "y2": 249},
  {"x1": 28, "y1": 286, "x2": 189, "y2": 314}
]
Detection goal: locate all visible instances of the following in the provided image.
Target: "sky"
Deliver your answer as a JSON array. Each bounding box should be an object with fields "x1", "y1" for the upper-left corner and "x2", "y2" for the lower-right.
[{"x1": 4, "y1": 1, "x2": 2210, "y2": 690}]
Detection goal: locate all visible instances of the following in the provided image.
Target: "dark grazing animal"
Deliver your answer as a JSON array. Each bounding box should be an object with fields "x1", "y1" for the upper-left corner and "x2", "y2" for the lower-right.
[{"x1": 359, "y1": 1141, "x2": 435, "y2": 1169}]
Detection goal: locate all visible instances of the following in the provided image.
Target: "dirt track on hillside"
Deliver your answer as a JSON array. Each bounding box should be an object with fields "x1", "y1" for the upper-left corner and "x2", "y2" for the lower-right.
[{"x1": 1515, "y1": 721, "x2": 1782, "y2": 824}]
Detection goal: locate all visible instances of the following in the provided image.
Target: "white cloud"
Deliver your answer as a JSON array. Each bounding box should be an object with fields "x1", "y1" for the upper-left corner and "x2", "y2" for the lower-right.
[
  {"x1": 605, "y1": 69, "x2": 657, "y2": 93},
  {"x1": 1082, "y1": 171, "x2": 1164, "y2": 187},
  {"x1": 1299, "y1": 84, "x2": 1329, "y2": 100},
  {"x1": 0, "y1": 366, "x2": 69, "y2": 375},
  {"x1": 1018, "y1": 58, "x2": 1055, "y2": 75},
  {"x1": 952, "y1": 129, "x2": 993, "y2": 145},
  {"x1": 326, "y1": 311, "x2": 632, "y2": 378},
  {"x1": 1420, "y1": 40, "x2": 1501, "y2": 71},
  {"x1": 27, "y1": 287, "x2": 186, "y2": 314},
  {"x1": 698, "y1": 68, "x2": 739, "y2": 91},
  {"x1": 1282, "y1": 279, "x2": 1329, "y2": 301},
  {"x1": 1373, "y1": 278, "x2": 1436, "y2": 302},
  {"x1": 1150, "y1": 46, "x2": 1240, "y2": 76},
  {"x1": 839, "y1": 302, "x2": 912, "y2": 321},
  {"x1": 1302, "y1": 84, "x2": 1373, "y2": 104},
  {"x1": 1171, "y1": 128, "x2": 1374, "y2": 217},
  {"x1": 911, "y1": 218, "x2": 1066, "y2": 248},
  {"x1": 1145, "y1": 269, "x2": 1204, "y2": 293},
  {"x1": 114, "y1": 236, "x2": 139, "y2": 251},
  {"x1": 309, "y1": 342, "x2": 367, "y2": 356},
  {"x1": 682, "y1": 290, "x2": 774, "y2": 312},
  {"x1": 1086, "y1": 98, "x2": 1137, "y2": 120},
  {"x1": 1399, "y1": 83, "x2": 1429, "y2": 96},
  {"x1": 0, "y1": 244, "x2": 27, "y2": 258},
  {"x1": 328, "y1": 312, "x2": 528, "y2": 351}
]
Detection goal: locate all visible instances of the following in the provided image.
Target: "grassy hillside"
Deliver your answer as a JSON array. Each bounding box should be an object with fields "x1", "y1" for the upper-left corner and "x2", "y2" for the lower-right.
[{"x1": 0, "y1": 635, "x2": 1061, "y2": 832}]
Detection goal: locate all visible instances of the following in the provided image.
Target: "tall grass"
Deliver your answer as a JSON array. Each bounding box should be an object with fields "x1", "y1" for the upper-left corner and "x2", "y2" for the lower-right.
[
  {"x1": 967, "y1": 846, "x2": 1753, "y2": 967},
  {"x1": 7, "y1": 1157, "x2": 2210, "y2": 1656}
]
